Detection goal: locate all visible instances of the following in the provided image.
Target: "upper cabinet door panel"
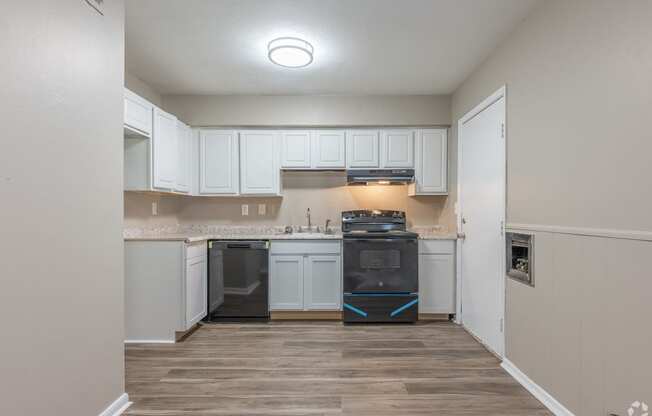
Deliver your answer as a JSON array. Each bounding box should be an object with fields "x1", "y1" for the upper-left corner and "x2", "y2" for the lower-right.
[
  {"x1": 415, "y1": 129, "x2": 448, "y2": 194},
  {"x1": 175, "y1": 122, "x2": 191, "y2": 193},
  {"x1": 382, "y1": 130, "x2": 415, "y2": 168},
  {"x1": 346, "y1": 130, "x2": 380, "y2": 168},
  {"x1": 199, "y1": 129, "x2": 239, "y2": 195},
  {"x1": 281, "y1": 131, "x2": 311, "y2": 168},
  {"x1": 124, "y1": 88, "x2": 152, "y2": 136},
  {"x1": 152, "y1": 108, "x2": 177, "y2": 190},
  {"x1": 311, "y1": 130, "x2": 346, "y2": 168},
  {"x1": 240, "y1": 130, "x2": 280, "y2": 195}
]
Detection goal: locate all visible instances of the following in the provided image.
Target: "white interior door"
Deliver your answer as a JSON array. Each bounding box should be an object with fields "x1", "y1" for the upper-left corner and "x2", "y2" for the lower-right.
[{"x1": 458, "y1": 88, "x2": 506, "y2": 357}]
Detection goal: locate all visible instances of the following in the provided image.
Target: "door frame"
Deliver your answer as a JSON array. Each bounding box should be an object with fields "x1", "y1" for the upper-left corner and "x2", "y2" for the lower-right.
[{"x1": 455, "y1": 85, "x2": 507, "y2": 357}]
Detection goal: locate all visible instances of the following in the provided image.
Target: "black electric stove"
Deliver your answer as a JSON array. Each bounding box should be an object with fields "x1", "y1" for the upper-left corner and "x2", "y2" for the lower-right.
[{"x1": 341, "y1": 210, "x2": 419, "y2": 323}]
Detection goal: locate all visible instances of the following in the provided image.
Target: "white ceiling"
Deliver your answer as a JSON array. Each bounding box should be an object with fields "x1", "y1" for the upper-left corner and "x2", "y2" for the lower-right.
[{"x1": 126, "y1": 0, "x2": 539, "y2": 95}]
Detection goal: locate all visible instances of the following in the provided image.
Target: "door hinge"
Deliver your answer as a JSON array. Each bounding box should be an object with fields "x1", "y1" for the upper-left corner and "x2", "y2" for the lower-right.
[
  {"x1": 500, "y1": 220, "x2": 504, "y2": 236},
  {"x1": 500, "y1": 318, "x2": 504, "y2": 333},
  {"x1": 501, "y1": 122, "x2": 505, "y2": 138}
]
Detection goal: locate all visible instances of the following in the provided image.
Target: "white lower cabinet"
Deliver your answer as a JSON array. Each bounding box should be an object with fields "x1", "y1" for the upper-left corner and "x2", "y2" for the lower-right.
[
  {"x1": 270, "y1": 241, "x2": 341, "y2": 311},
  {"x1": 125, "y1": 240, "x2": 208, "y2": 342},
  {"x1": 185, "y1": 249, "x2": 208, "y2": 328},
  {"x1": 305, "y1": 255, "x2": 342, "y2": 310},
  {"x1": 418, "y1": 240, "x2": 456, "y2": 314},
  {"x1": 270, "y1": 255, "x2": 305, "y2": 310}
]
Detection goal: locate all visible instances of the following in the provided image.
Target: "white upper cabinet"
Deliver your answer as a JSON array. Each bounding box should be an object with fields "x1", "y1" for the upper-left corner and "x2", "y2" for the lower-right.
[
  {"x1": 152, "y1": 107, "x2": 178, "y2": 190},
  {"x1": 239, "y1": 130, "x2": 280, "y2": 195},
  {"x1": 280, "y1": 130, "x2": 311, "y2": 168},
  {"x1": 311, "y1": 130, "x2": 346, "y2": 168},
  {"x1": 409, "y1": 128, "x2": 448, "y2": 195},
  {"x1": 381, "y1": 130, "x2": 415, "y2": 168},
  {"x1": 199, "y1": 129, "x2": 239, "y2": 195},
  {"x1": 174, "y1": 122, "x2": 192, "y2": 193},
  {"x1": 346, "y1": 130, "x2": 380, "y2": 168},
  {"x1": 124, "y1": 88, "x2": 152, "y2": 136}
]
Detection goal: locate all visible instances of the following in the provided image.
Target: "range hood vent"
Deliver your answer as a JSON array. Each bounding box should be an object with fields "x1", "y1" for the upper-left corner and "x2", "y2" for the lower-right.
[{"x1": 346, "y1": 169, "x2": 415, "y2": 185}]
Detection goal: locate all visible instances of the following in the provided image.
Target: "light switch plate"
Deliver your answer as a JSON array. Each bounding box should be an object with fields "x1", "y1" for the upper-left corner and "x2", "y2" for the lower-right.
[
  {"x1": 241, "y1": 204, "x2": 249, "y2": 216},
  {"x1": 258, "y1": 204, "x2": 266, "y2": 215}
]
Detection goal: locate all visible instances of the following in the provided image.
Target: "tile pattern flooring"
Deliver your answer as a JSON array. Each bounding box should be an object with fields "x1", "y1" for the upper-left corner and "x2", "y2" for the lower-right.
[{"x1": 125, "y1": 321, "x2": 552, "y2": 415}]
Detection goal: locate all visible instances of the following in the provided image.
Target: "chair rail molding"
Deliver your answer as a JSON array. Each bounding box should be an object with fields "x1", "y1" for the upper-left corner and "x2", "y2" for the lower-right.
[{"x1": 506, "y1": 223, "x2": 652, "y2": 242}]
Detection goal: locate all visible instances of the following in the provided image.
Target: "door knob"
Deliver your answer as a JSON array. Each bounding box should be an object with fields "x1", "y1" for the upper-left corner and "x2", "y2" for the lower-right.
[
  {"x1": 461, "y1": 217, "x2": 467, "y2": 224},
  {"x1": 457, "y1": 232, "x2": 466, "y2": 240}
]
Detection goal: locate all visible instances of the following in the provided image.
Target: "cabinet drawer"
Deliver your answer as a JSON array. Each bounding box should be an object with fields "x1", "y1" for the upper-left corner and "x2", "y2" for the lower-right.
[
  {"x1": 419, "y1": 240, "x2": 455, "y2": 255},
  {"x1": 271, "y1": 241, "x2": 341, "y2": 255},
  {"x1": 186, "y1": 241, "x2": 207, "y2": 260}
]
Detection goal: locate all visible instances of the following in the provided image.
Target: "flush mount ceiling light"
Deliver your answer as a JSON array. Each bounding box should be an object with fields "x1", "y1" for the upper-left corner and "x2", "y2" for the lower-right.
[{"x1": 267, "y1": 37, "x2": 314, "y2": 68}]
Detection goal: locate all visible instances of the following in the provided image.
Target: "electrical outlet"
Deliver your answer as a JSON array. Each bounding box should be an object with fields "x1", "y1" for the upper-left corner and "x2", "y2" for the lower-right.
[
  {"x1": 151, "y1": 202, "x2": 158, "y2": 216},
  {"x1": 258, "y1": 204, "x2": 266, "y2": 215},
  {"x1": 241, "y1": 204, "x2": 249, "y2": 216}
]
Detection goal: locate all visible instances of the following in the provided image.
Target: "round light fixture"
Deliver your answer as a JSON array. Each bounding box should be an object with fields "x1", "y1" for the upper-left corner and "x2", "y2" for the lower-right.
[{"x1": 267, "y1": 37, "x2": 314, "y2": 68}]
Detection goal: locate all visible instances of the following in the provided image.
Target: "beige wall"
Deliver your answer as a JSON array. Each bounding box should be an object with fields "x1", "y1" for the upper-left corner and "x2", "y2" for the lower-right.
[
  {"x1": 1, "y1": 1, "x2": 126, "y2": 416},
  {"x1": 451, "y1": 1, "x2": 652, "y2": 414},
  {"x1": 162, "y1": 94, "x2": 451, "y2": 127},
  {"x1": 125, "y1": 174, "x2": 448, "y2": 229},
  {"x1": 124, "y1": 92, "x2": 453, "y2": 229}
]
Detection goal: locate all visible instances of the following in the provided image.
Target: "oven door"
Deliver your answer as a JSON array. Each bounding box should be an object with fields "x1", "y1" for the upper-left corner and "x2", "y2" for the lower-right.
[{"x1": 343, "y1": 237, "x2": 418, "y2": 293}]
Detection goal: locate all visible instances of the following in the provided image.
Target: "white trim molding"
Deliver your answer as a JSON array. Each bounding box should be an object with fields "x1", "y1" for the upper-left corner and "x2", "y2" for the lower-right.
[
  {"x1": 507, "y1": 223, "x2": 652, "y2": 242},
  {"x1": 98, "y1": 393, "x2": 131, "y2": 416},
  {"x1": 501, "y1": 359, "x2": 575, "y2": 416}
]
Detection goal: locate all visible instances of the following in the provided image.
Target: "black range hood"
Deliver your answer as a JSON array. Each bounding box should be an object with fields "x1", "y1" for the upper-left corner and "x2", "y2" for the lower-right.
[{"x1": 346, "y1": 169, "x2": 415, "y2": 185}]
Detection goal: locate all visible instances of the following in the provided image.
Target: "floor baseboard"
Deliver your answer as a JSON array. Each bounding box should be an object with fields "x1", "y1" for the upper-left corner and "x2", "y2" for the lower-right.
[
  {"x1": 98, "y1": 393, "x2": 130, "y2": 416},
  {"x1": 501, "y1": 359, "x2": 575, "y2": 416}
]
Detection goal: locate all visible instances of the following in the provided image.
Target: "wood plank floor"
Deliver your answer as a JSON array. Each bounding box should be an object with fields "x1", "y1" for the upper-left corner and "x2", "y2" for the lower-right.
[{"x1": 125, "y1": 321, "x2": 551, "y2": 415}]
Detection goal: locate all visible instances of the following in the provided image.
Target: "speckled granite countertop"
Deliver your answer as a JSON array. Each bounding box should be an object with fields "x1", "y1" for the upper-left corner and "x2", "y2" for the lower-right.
[{"x1": 124, "y1": 225, "x2": 457, "y2": 243}]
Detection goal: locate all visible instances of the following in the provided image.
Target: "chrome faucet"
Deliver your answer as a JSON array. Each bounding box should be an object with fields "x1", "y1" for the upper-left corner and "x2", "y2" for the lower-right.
[
  {"x1": 306, "y1": 208, "x2": 312, "y2": 232},
  {"x1": 324, "y1": 219, "x2": 332, "y2": 234}
]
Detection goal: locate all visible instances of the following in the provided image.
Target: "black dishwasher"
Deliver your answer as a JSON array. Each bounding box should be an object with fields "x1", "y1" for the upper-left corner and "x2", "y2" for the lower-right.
[{"x1": 206, "y1": 240, "x2": 269, "y2": 322}]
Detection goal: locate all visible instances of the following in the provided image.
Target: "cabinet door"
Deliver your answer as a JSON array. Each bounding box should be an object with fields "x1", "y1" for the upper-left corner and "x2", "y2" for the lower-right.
[
  {"x1": 418, "y1": 254, "x2": 455, "y2": 314},
  {"x1": 185, "y1": 255, "x2": 207, "y2": 329},
  {"x1": 414, "y1": 129, "x2": 447, "y2": 194},
  {"x1": 124, "y1": 88, "x2": 152, "y2": 136},
  {"x1": 346, "y1": 130, "x2": 380, "y2": 168},
  {"x1": 281, "y1": 130, "x2": 311, "y2": 168},
  {"x1": 240, "y1": 130, "x2": 280, "y2": 195},
  {"x1": 152, "y1": 108, "x2": 178, "y2": 190},
  {"x1": 305, "y1": 255, "x2": 341, "y2": 310},
  {"x1": 311, "y1": 130, "x2": 346, "y2": 168},
  {"x1": 382, "y1": 130, "x2": 414, "y2": 168},
  {"x1": 174, "y1": 122, "x2": 191, "y2": 193},
  {"x1": 199, "y1": 129, "x2": 239, "y2": 195},
  {"x1": 270, "y1": 256, "x2": 304, "y2": 310}
]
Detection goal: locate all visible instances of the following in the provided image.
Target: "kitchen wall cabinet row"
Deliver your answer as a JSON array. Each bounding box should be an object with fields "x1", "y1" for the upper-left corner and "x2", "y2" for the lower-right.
[
  {"x1": 125, "y1": 240, "x2": 207, "y2": 342},
  {"x1": 124, "y1": 88, "x2": 448, "y2": 196}
]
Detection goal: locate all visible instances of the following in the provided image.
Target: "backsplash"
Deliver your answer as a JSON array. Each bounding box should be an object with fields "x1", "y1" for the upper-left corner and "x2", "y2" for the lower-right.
[{"x1": 125, "y1": 173, "x2": 452, "y2": 230}]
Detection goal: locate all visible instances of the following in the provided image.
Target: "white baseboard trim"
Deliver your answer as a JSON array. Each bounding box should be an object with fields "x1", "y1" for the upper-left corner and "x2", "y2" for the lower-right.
[
  {"x1": 124, "y1": 339, "x2": 175, "y2": 344},
  {"x1": 501, "y1": 359, "x2": 575, "y2": 416},
  {"x1": 98, "y1": 393, "x2": 131, "y2": 416}
]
